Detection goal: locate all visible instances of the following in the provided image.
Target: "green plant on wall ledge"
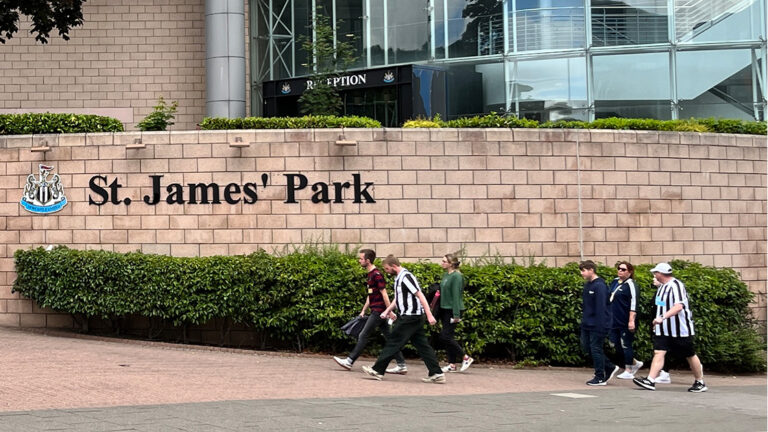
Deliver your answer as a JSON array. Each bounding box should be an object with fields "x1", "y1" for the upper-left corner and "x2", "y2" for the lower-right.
[{"x1": 137, "y1": 96, "x2": 178, "y2": 131}]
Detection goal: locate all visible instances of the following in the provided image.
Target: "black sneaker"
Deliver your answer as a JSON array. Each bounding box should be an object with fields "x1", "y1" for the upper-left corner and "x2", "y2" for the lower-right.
[
  {"x1": 688, "y1": 380, "x2": 708, "y2": 393},
  {"x1": 633, "y1": 377, "x2": 656, "y2": 391},
  {"x1": 586, "y1": 376, "x2": 607, "y2": 386}
]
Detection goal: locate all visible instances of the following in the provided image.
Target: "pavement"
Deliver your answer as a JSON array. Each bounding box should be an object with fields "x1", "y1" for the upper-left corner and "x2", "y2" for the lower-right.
[{"x1": 0, "y1": 326, "x2": 765, "y2": 431}]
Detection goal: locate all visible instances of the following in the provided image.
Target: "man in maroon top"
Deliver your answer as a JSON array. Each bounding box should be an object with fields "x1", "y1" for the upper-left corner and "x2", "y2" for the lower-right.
[{"x1": 333, "y1": 249, "x2": 407, "y2": 372}]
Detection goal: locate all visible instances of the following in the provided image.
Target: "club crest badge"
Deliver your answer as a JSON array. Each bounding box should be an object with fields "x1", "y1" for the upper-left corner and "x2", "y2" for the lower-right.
[
  {"x1": 383, "y1": 71, "x2": 395, "y2": 83},
  {"x1": 20, "y1": 164, "x2": 68, "y2": 214},
  {"x1": 281, "y1": 83, "x2": 291, "y2": 94}
]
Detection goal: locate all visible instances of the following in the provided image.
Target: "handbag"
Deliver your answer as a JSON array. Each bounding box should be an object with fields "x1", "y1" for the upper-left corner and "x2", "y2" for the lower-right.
[
  {"x1": 340, "y1": 315, "x2": 367, "y2": 338},
  {"x1": 426, "y1": 282, "x2": 441, "y2": 315}
]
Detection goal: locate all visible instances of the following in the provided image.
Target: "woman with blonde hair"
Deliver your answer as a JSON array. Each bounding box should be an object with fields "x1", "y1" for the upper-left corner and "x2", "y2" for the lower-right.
[{"x1": 437, "y1": 253, "x2": 473, "y2": 372}]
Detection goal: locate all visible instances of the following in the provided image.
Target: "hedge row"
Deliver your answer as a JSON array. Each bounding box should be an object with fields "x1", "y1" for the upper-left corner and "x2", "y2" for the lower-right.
[
  {"x1": 403, "y1": 114, "x2": 767, "y2": 135},
  {"x1": 199, "y1": 115, "x2": 382, "y2": 130},
  {"x1": 0, "y1": 113, "x2": 124, "y2": 135},
  {"x1": 13, "y1": 246, "x2": 765, "y2": 372}
]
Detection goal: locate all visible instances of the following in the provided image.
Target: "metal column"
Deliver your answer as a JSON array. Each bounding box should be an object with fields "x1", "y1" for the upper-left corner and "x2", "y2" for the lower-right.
[{"x1": 205, "y1": 0, "x2": 246, "y2": 118}]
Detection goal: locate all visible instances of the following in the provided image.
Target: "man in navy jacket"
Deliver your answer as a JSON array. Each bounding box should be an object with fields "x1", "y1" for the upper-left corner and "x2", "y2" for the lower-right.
[{"x1": 579, "y1": 260, "x2": 620, "y2": 386}]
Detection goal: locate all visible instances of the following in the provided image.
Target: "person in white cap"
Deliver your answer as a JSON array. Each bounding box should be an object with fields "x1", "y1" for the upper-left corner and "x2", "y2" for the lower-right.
[{"x1": 633, "y1": 263, "x2": 707, "y2": 392}]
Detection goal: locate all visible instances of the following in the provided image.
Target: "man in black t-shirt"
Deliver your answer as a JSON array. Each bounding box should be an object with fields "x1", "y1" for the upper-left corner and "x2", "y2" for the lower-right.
[{"x1": 333, "y1": 249, "x2": 406, "y2": 372}]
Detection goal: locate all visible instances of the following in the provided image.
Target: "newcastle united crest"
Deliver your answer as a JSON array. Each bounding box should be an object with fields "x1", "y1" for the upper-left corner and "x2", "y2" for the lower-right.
[{"x1": 20, "y1": 164, "x2": 68, "y2": 214}]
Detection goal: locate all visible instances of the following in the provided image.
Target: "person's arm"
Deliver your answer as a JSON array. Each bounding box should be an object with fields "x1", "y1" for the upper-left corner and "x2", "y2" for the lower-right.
[
  {"x1": 653, "y1": 303, "x2": 683, "y2": 325},
  {"x1": 594, "y1": 280, "x2": 609, "y2": 328},
  {"x1": 381, "y1": 288, "x2": 397, "y2": 321},
  {"x1": 628, "y1": 279, "x2": 637, "y2": 332},
  {"x1": 379, "y1": 301, "x2": 396, "y2": 319},
  {"x1": 416, "y1": 290, "x2": 437, "y2": 325},
  {"x1": 360, "y1": 297, "x2": 370, "y2": 317}
]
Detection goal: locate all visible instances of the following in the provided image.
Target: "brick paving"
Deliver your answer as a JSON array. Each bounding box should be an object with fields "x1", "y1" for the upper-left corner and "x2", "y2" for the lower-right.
[{"x1": 0, "y1": 326, "x2": 765, "y2": 431}]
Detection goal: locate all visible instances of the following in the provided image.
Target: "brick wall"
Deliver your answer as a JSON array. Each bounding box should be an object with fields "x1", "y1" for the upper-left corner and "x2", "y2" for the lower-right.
[
  {"x1": 0, "y1": 128, "x2": 765, "y2": 329},
  {"x1": 0, "y1": 0, "x2": 208, "y2": 131}
]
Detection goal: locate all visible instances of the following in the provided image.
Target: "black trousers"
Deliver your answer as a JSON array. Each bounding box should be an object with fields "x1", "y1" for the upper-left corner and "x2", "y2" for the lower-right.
[
  {"x1": 438, "y1": 308, "x2": 464, "y2": 364},
  {"x1": 372, "y1": 315, "x2": 442, "y2": 376}
]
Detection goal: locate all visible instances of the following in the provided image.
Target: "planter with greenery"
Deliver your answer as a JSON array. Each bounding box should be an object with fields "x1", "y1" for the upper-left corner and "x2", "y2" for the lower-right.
[
  {"x1": 13, "y1": 246, "x2": 765, "y2": 372},
  {"x1": 0, "y1": 113, "x2": 124, "y2": 135}
]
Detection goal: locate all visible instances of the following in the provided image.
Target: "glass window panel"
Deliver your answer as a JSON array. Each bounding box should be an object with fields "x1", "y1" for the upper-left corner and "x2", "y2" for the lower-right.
[
  {"x1": 368, "y1": 0, "x2": 386, "y2": 66},
  {"x1": 677, "y1": 49, "x2": 761, "y2": 120},
  {"x1": 512, "y1": 56, "x2": 588, "y2": 121},
  {"x1": 676, "y1": 0, "x2": 763, "y2": 43},
  {"x1": 443, "y1": 59, "x2": 504, "y2": 117},
  {"x1": 513, "y1": 0, "x2": 585, "y2": 51},
  {"x1": 387, "y1": 0, "x2": 430, "y2": 64},
  {"x1": 334, "y1": 1, "x2": 366, "y2": 69},
  {"x1": 591, "y1": 0, "x2": 668, "y2": 47},
  {"x1": 437, "y1": 0, "x2": 503, "y2": 59},
  {"x1": 593, "y1": 52, "x2": 671, "y2": 119}
]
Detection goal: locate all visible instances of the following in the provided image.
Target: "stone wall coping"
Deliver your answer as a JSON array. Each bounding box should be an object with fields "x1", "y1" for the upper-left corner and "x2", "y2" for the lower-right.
[{"x1": 0, "y1": 129, "x2": 762, "y2": 149}]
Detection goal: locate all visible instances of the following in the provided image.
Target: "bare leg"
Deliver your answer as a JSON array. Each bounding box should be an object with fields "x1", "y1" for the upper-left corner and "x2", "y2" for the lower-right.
[
  {"x1": 648, "y1": 350, "x2": 666, "y2": 380},
  {"x1": 686, "y1": 355, "x2": 704, "y2": 381}
]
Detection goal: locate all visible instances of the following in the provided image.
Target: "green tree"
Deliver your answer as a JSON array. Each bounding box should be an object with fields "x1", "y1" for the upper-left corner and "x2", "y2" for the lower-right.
[
  {"x1": 0, "y1": 0, "x2": 85, "y2": 44},
  {"x1": 298, "y1": 9, "x2": 358, "y2": 116},
  {"x1": 137, "y1": 96, "x2": 178, "y2": 131}
]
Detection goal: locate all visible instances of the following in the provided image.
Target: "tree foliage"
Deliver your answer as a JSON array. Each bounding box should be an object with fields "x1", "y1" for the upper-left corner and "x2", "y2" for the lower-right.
[
  {"x1": 0, "y1": 0, "x2": 85, "y2": 44},
  {"x1": 298, "y1": 9, "x2": 358, "y2": 116}
]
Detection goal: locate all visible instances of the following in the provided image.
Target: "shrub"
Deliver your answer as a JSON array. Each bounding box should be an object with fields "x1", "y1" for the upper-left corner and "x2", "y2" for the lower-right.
[
  {"x1": 12, "y1": 247, "x2": 766, "y2": 371},
  {"x1": 136, "y1": 96, "x2": 178, "y2": 131},
  {"x1": 0, "y1": 113, "x2": 124, "y2": 135},
  {"x1": 199, "y1": 115, "x2": 382, "y2": 129}
]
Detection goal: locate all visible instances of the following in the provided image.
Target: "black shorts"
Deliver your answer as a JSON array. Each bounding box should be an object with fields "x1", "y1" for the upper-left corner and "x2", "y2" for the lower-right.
[{"x1": 652, "y1": 335, "x2": 696, "y2": 358}]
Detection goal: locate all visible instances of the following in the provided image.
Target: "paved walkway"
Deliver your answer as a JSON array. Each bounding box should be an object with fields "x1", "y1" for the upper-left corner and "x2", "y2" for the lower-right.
[{"x1": 1, "y1": 327, "x2": 765, "y2": 431}]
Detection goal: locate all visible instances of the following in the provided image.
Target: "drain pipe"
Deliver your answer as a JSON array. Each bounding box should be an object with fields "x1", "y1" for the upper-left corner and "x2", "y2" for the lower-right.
[{"x1": 205, "y1": 0, "x2": 246, "y2": 118}]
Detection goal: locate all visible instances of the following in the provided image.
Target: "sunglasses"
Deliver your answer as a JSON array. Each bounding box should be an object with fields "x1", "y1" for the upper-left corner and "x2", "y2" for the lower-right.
[{"x1": 617, "y1": 267, "x2": 628, "y2": 271}]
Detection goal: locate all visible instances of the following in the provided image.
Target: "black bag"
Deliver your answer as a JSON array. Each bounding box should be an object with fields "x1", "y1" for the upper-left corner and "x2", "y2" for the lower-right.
[
  {"x1": 426, "y1": 282, "x2": 441, "y2": 315},
  {"x1": 340, "y1": 315, "x2": 367, "y2": 338}
]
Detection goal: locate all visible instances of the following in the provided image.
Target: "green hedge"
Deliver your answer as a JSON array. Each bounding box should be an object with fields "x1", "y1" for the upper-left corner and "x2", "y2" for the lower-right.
[
  {"x1": 0, "y1": 113, "x2": 124, "y2": 135},
  {"x1": 13, "y1": 246, "x2": 765, "y2": 372},
  {"x1": 403, "y1": 113, "x2": 767, "y2": 135},
  {"x1": 200, "y1": 115, "x2": 382, "y2": 129}
]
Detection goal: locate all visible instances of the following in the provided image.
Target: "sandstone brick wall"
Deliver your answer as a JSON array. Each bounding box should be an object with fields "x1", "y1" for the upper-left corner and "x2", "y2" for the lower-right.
[
  {"x1": 0, "y1": 128, "x2": 765, "y2": 329},
  {"x1": 0, "y1": 0, "x2": 210, "y2": 131}
]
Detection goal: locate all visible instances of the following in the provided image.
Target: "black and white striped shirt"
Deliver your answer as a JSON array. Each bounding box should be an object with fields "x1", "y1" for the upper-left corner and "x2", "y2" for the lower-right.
[
  {"x1": 393, "y1": 268, "x2": 424, "y2": 316},
  {"x1": 653, "y1": 277, "x2": 695, "y2": 337}
]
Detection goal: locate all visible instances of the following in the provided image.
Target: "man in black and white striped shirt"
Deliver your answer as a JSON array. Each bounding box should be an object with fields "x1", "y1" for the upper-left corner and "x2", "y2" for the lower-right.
[
  {"x1": 633, "y1": 263, "x2": 708, "y2": 392},
  {"x1": 361, "y1": 255, "x2": 445, "y2": 383}
]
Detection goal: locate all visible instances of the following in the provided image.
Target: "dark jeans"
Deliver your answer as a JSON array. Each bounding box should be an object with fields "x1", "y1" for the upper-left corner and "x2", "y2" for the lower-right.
[
  {"x1": 608, "y1": 327, "x2": 635, "y2": 367},
  {"x1": 348, "y1": 314, "x2": 405, "y2": 365},
  {"x1": 372, "y1": 315, "x2": 442, "y2": 376},
  {"x1": 580, "y1": 327, "x2": 615, "y2": 379},
  {"x1": 438, "y1": 308, "x2": 464, "y2": 364}
]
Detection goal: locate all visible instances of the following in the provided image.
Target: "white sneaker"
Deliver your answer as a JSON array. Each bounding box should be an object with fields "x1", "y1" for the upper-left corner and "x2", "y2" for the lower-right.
[
  {"x1": 656, "y1": 370, "x2": 671, "y2": 384},
  {"x1": 616, "y1": 371, "x2": 634, "y2": 379},
  {"x1": 386, "y1": 364, "x2": 408, "y2": 374},
  {"x1": 333, "y1": 356, "x2": 352, "y2": 370},
  {"x1": 630, "y1": 360, "x2": 644, "y2": 375},
  {"x1": 421, "y1": 373, "x2": 446, "y2": 384},
  {"x1": 460, "y1": 356, "x2": 474, "y2": 372},
  {"x1": 441, "y1": 364, "x2": 457, "y2": 373},
  {"x1": 361, "y1": 365, "x2": 383, "y2": 381}
]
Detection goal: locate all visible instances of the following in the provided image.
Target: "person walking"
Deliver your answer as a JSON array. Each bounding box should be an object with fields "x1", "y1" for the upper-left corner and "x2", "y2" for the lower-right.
[
  {"x1": 633, "y1": 263, "x2": 707, "y2": 392},
  {"x1": 361, "y1": 255, "x2": 445, "y2": 383},
  {"x1": 333, "y1": 249, "x2": 407, "y2": 372},
  {"x1": 609, "y1": 261, "x2": 644, "y2": 379},
  {"x1": 579, "y1": 260, "x2": 620, "y2": 386},
  {"x1": 437, "y1": 253, "x2": 473, "y2": 373}
]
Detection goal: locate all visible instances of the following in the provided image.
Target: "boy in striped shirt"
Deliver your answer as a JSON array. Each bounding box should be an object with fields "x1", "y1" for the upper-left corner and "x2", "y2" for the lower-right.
[
  {"x1": 361, "y1": 255, "x2": 445, "y2": 383},
  {"x1": 633, "y1": 263, "x2": 707, "y2": 392}
]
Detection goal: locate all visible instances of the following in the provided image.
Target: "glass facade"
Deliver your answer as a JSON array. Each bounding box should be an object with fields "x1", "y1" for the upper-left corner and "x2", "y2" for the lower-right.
[{"x1": 251, "y1": 0, "x2": 767, "y2": 121}]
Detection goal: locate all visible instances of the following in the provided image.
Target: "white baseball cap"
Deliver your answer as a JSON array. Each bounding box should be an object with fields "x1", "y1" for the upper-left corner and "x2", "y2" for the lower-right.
[{"x1": 650, "y1": 262, "x2": 673, "y2": 274}]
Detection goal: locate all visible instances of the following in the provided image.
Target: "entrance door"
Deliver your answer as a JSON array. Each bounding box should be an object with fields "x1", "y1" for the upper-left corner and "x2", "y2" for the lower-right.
[{"x1": 343, "y1": 87, "x2": 398, "y2": 127}]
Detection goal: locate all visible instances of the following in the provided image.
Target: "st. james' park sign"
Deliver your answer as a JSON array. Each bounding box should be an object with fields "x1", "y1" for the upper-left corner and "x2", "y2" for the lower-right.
[{"x1": 87, "y1": 173, "x2": 375, "y2": 206}]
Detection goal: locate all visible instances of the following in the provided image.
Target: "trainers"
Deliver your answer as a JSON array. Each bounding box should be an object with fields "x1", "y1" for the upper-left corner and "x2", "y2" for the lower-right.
[
  {"x1": 616, "y1": 370, "x2": 635, "y2": 379},
  {"x1": 441, "y1": 364, "x2": 457, "y2": 373},
  {"x1": 656, "y1": 370, "x2": 671, "y2": 384},
  {"x1": 605, "y1": 365, "x2": 620, "y2": 382},
  {"x1": 385, "y1": 364, "x2": 408, "y2": 375},
  {"x1": 333, "y1": 356, "x2": 352, "y2": 370},
  {"x1": 633, "y1": 377, "x2": 656, "y2": 391},
  {"x1": 361, "y1": 365, "x2": 383, "y2": 381},
  {"x1": 421, "y1": 373, "x2": 446, "y2": 384},
  {"x1": 630, "y1": 360, "x2": 644, "y2": 375},
  {"x1": 460, "y1": 355, "x2": 474, "y2": 372},
  {"x1": 688, "y1": 380, "x2": 708, "y2": 392},
  {"x1": 586, "y1": 376, "x2": 607, "y2": 386}
]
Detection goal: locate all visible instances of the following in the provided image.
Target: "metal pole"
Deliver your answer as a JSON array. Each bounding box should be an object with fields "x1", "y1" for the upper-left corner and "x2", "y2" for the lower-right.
[
  {"x1": 312, "y1": 0, "x2": 317, "y2": 73},
  {"x1": 443, "y1": 0, "x2": 449, "y2": 59},
  {"x1": 365, "y1": 0, "x2": 371, "y2": 67},
  {"x1": 670, "y1": 48, "x2": 678, "y2": 120},
  {"x1": 269, "y1": 0, "x2": 274, "y2": 80},
  {"x1": 430, "y1": 0, "x2": 436, "y2": 60},
  {"x1": 384, "y1": 0, "x2": 389, "y2": 65},
  {"x1": 291, "y1": 0, "x2": 295, "y2": 76}
]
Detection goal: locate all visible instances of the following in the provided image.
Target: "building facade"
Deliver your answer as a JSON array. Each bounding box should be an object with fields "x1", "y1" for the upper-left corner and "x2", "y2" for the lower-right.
[{"x1": 253, "y1": 0, "x2": 767, "y2": 124}]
